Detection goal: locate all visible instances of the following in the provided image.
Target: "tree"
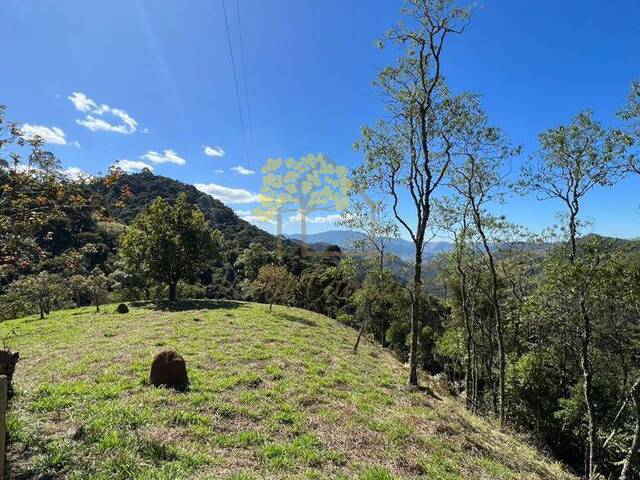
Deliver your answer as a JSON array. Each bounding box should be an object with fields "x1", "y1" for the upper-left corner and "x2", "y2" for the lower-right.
[
  {"x1": 86, "y1": 267, "x2": 110, "y2": 312},
  {"x1": 234, "y1": 242, "x2": 278, "y2": 281},
  {"x1": 1, "y1": 106, "x2": 64, "y2": 275},
  {"x1": 448, "y1": 96, "x2": 519, "y2": 425},
  {"x1": 353, "y1": 0, "x2": 471, "y2": 385},
  {"x1": 253, "y1": 264, "x2": 295, "y2": 312},
  {"x1": 436, "y1": 198, "x2": 479, "y2": 411},
  {"x1": 0, "y1": 105, "x2": 125, "y2": 281},
  {"x1": 620, "y1": 377, "x2": 640, "y2": 480},
  {"x1": 7, "y1": 272, "x2": 69, "y2": 319},
  {"x1": 339, "y1": 195, "x2": 398, "y2": 351},
  {"x1": 618, "y1": 80, "x2": 640, "y2": 176},
  {"x1": 119, "y1": 193, "x2": 223, "y2": 301},
  {"x1": 520, "y1": 111, "x2": 629, "y2": 479},
  {"x1": 350, "y1": 269, "x2": 409, "y2": 352}
]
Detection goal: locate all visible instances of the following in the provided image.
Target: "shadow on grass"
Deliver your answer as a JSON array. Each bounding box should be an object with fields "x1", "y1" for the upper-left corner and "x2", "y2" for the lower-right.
[
  {"x1": 273, "y1": 311, "x2": 318, "y2": 327},
  {"x1": 409, "y1": 383, "x2": 442, "y2": 400},
  {"x1": 130, "y1": 299, "x2": 246, "y2": 312}
]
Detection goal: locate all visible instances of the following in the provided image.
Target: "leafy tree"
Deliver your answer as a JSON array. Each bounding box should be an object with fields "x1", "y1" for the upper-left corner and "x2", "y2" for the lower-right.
[
  {"x1": 0, "y1": 106, "x2": 125, "y2": 282},
  {"x1": 253, "y1": 264, "x2": 295, "y2": 312},
  {"x1": 520, "y1": 111, "x2": 629, "y2": 479},
  {"x1": 298, "y1": 259, "x2": 358, "y2": 318},
  {"x1": 339, "y1": 195, "x2": 399, "y2": 351},
  {"x1": 1, "y1": 106, "x2": 64, "y2": 275},
  {"x1": 353, "y1": 0, "x2": 471, "y2": 386},
  {"x1": 7, "y1": 272, "x2": 69, "y2": 319},
  {"x1": 350, "y1": 269, "x2": 408, "y2": 351},
  {"x1": 234, "y1": 242, "x2": 278, "y2": 281},
  {"x1": 86, "y1": 267, "x2": 110, "y2": 312},
  {"x1": 119, "y1": 193, "x2": 223, "y2": 301},
  {"x1": 618, "y1": 79, "x2": 640, "y2": 176},
  {"x1": 447, "y1": 95, "x2": 520, "y2": 425}
]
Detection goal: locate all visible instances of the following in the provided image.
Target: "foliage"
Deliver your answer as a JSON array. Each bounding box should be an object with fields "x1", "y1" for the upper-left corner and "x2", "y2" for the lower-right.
[
  {"x1": 252, "y1": 264, "x2": 295, "y2": 311},
  {"x1": 5, "y1": 271, "x2": 70, "y2": 319},
  {"x1": 119, "y1": 193, "x2": 223, "y2": 301}
]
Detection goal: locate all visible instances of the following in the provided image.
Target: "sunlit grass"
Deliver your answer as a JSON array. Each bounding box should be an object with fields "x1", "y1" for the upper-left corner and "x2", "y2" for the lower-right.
[{"x1": 1, "y1": 301, "x2": 574, "y2": 479}]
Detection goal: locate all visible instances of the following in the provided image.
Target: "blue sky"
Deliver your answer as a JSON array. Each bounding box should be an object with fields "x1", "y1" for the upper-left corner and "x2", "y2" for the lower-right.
[{"x1": 2, "y1": 0, "x2": 639, "y2": 239}]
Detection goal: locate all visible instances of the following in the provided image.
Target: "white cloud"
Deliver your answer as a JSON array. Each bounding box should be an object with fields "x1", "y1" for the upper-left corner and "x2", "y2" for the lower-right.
[
  {"x1": 69, "y1": 91, "x2": 137, "y2": 134},
  {"x1": 141, "y1": 128, "x2": 150, "y2": 134},
  {"x1": 21, "y1": 124, "x2": 67, "y2": 145},
  {"x1": 68, "y1": 92, "x2": 97, "y2": 112},
  {"x1": 203, "y1": 145, "x2": 225, "y2": 157},
  {"x1": 112, "y1": 159, "x2": 154, "y2": 173},
  {"x1": 194, "y1": 183, "x2": 261, "y2": 204},
  {"x1": 289, "y1": 213, "x2": 343, "y2": 224},
  {"x1": 214, "y1": 169, "x2": 224, "y2": 173},
  {"x1": 62, "y1": 167, "x2": 91, "y2": 181},
  {"x1": 72, "y1": 141, "x2": 81, "y2": 149},
  {"x1": 231, "y1": 165, "x2": 255, "y2": 175},
  {"x1": 235, "y1": 209, "x2": 276, "y2": 225},
  {"x1": 141, "y1": 149, "x2": 186, "y2": 165}
]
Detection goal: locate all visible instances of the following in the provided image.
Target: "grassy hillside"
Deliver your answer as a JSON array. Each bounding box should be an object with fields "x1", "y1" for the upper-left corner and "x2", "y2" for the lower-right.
[{"x1": 0, "y1": 302, "x2": 575, "y2": 480}]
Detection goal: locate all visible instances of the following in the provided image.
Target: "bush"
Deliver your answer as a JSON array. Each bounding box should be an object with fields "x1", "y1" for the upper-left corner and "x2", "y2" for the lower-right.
[
  {"x1": 116, "y1": 303, "x2": 129, "y2": 314},
  {"x1": 336, "y1": 314, "x2": 357, "y2": 328}
]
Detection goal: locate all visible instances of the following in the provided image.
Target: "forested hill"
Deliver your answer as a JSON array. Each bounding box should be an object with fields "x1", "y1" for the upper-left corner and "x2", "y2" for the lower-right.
[{"x1": 99, "y1": 170, "x2": 277, "y2": 250}]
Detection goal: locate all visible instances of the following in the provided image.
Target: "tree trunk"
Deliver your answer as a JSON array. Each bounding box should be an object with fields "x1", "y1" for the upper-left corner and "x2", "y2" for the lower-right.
[
  {"x1": 619, "y1": 376, "x2": 640, "y2": 480},
  {"x1": 39, "y1": 301, "x2": 45, "y2": 320},
  {"x1": 168, "y1": 281, "x2": 177, "y2": 302},
  {"x1": 456, "y1": 246, "x2": 473, "y2": 410},
  {"x1": 409, "y1": 248, "x2": 422, "y2": 386},
  {"x1": 580, "y1": 299, "x2": 597, "y2": 480},
  {"x1": 474, "y1": 213, "x2": 506, "y2": 426},
  {"x1": 269, "y1": 301, "x2": 273, "y2": 312},
  {"x1": 354, "y1": 318, "x2": 366, "y2": 353}
]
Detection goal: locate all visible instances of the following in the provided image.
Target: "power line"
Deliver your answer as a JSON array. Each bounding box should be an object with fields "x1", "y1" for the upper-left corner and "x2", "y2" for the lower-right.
[
  {"x1": 235, "y1": 0, "x2": 256, "y2": 179},
  {"x1": 221, "y1": 0, "x2": 251, "y2": 167}
]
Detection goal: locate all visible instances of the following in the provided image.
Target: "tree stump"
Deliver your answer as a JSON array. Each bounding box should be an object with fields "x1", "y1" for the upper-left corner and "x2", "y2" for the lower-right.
[
  {"x1": 149, "y1": 350, "x2": 189, "y2": 391},
  {"x1": 116, "y1": 303, "x2": 129, "y2": 314}
]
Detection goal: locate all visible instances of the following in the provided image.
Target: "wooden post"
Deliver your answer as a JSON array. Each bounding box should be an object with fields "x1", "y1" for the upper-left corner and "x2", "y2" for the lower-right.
[{"x1": 0, "y1": 375, "x2": 7, "y2": 480}]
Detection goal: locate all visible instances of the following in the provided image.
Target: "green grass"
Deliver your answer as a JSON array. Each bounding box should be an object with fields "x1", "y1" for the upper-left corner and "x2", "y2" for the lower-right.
[{"x1": 0, "y1": 301, "x2": 575, "y2": 479}]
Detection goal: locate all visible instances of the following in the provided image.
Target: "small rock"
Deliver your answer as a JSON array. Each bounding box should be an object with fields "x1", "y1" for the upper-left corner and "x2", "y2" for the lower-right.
[
  {"x1": 116, "y1": 303, "x2": 129, "y2": 314},
  {"x1": 149, "y1": 349, "x2": 189, "y2": 391}
]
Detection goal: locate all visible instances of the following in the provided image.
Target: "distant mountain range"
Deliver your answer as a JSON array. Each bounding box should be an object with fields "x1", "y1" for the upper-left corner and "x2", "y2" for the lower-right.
[
  {"x1": 286, "y1": 230, "x2": 452, "y2": 261},
  {"x1": 286, "y1": 230, "x2": 637, "y2": 262}
]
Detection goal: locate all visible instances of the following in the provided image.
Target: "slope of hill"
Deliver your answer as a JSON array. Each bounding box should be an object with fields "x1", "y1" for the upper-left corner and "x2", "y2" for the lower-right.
[
  {"x1": 286, "y1": 230, "x2": 452, "y2": 261},
  {"x1": 2, "y1": 302, "x2": 574, "y2": 479},
  {"x1": 100, "y1": 170, "x2": 277, "y2": 250}
]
